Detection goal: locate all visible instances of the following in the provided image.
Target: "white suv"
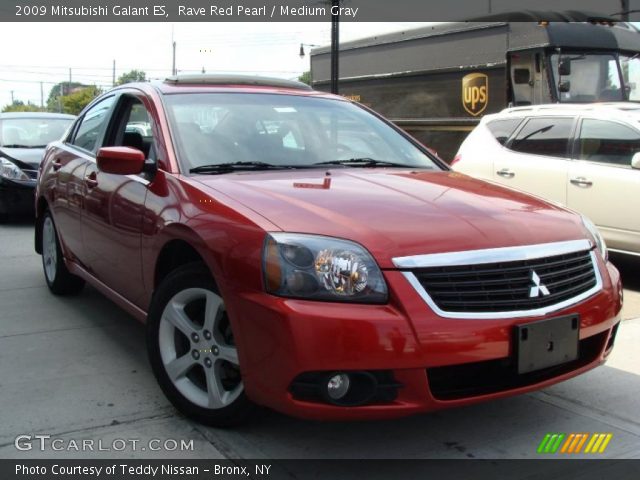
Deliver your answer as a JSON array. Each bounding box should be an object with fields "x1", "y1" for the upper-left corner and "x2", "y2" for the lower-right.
[{"x1": 453, "y1": 103, "x2": 640, "y2": 256}]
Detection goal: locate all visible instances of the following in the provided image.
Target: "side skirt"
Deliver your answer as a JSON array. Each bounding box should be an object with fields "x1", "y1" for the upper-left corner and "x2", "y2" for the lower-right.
[{"x1": 66, "y1": 260, "x2": 148, "y2": 323}]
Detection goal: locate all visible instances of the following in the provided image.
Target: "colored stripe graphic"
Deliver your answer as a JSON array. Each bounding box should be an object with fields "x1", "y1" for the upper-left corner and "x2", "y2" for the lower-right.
[
  {"x1": 585, "y1": 433, "x2": 613, "y2": 454},
  {"x1": 539, "y1": 433, "x2": 613, "y2": 454},
  {"x1": 537, "y1": 433, "x2": 565, "y2": 453},
  {"x1": 574, "y1": 433, "x2": 588, "y2": 453}
]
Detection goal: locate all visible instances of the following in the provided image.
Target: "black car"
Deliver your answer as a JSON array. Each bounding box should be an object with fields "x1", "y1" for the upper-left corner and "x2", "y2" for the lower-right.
[{"x1": 0, "y1": 112, "x2": 75, "y2": 220}]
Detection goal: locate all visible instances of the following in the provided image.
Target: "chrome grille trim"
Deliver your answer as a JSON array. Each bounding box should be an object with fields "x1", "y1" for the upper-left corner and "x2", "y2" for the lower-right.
[
  {"x1": 392, "y1": 239, "x2": 592, "y2": 269},
  {"x1": 394, "y1": 240, "x2": 603, "y2": 319}
]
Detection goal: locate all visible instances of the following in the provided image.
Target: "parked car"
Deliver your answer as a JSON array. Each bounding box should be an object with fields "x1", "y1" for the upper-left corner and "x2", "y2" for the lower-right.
[
  {"x1": 125, "y1": 121, "x2": 152, "y2": 137},
  {"x1": 453, "y1": 103, "x2": 640, "y2": 256},
  {"x1": 0, "y1": 112, "x2": 75, "y2": 220},
  {"x1": 35, "y1": 75, "x2": 622, "y2": 426}
]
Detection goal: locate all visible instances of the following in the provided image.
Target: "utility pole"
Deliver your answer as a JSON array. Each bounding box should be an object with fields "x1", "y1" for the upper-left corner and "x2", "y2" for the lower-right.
[
  {"x1": 10, "y1": 90, "x2": 14, "y2": 103},
  {"x1": 40, "y1": 82, "x2": 43, "y2": 108},
  {"x1": 69, "y1": 68, "x2": 72, "y2": 84},
  {"x1": 112, "y1": 60, "x2": 116, "y2": 86},
  {"x1": 59, "y1": 84, "x2": 63, "y2": 113},
  {"x1": 330, "y1": 0, "x2": 340, "y2": 94},
  {"x1": 621, "y1": 0, "x2": 629, "y2": 21}
]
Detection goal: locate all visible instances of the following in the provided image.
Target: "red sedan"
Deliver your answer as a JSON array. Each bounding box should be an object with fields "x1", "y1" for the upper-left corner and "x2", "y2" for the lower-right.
[{"x1": 34, "y1": 75, "x2": 622, "y2": 426}]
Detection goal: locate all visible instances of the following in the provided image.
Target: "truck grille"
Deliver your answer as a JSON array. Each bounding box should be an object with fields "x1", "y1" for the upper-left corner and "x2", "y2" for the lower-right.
[{"x1": 393, "y1": 240, "x2": 602, "y2": 318}]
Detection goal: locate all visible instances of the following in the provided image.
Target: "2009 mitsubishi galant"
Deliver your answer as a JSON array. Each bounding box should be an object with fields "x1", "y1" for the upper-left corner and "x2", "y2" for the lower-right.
[{"x1": 35, "y1": 75, "x2": 622, "y2": 426}]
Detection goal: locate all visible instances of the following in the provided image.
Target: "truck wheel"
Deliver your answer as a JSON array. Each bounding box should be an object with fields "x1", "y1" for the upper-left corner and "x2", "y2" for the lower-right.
[
  {"x1": 146, "y1": 262, "x2": 256, "y2": 427},
  {"x1": 41, "y1": 210, "x2": 85, "y2": 295}
]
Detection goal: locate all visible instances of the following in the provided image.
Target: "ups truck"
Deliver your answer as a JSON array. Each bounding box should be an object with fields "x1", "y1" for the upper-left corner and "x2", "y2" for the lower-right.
[{"x1": 310, "y1": 22, "x2": 640, "y2": 161}]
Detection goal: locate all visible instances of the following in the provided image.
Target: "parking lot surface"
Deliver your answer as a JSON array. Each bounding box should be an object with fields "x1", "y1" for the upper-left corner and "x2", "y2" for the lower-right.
[{"x1": 0, "y1": 220, "x2": 639, "y2": 460}]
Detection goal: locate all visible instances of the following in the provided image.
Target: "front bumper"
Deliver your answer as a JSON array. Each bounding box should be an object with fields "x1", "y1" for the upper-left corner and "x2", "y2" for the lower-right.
[
  {"x1": 230, "y1": 260, "x2": 622, "y2": 420},
  {"x1": 0, "y1": 177, "x2": 36, "y2": 216}
]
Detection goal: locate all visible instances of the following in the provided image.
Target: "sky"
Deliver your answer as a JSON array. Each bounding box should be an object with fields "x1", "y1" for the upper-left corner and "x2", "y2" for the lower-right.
[{"x1": 0, "y1": 22, "x2": 428, "y2": 109}]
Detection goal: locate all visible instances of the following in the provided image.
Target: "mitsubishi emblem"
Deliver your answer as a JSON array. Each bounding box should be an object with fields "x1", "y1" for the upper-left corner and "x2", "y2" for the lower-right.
[{"x1": 529, "y1": 271, "x2": 550, "y2": 298}]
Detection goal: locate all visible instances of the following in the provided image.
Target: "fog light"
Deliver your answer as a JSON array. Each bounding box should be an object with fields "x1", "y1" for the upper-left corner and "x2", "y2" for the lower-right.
[{"x1": 327, "y1": 373, "x2": 350, "y2": 400}]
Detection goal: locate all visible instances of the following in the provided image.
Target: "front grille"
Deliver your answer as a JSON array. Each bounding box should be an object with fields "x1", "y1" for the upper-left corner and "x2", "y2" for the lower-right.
[
  {"x1": 412, "y1": 249, "x2": 597, "y2": 313},
  {"x1": 23, "y1": 169, "x2": 38, "y2": 180}
]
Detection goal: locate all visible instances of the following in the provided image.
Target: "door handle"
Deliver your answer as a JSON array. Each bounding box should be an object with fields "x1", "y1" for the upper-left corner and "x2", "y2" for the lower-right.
[
  {"x1": 85, "y1": 172, "x2": 98, "y2": 189},
  {"x1": 496, "y1": 168, "x2": 515, "y2": 178},
  {"x1": 570, "y1": 177, "x2": 593, "y2": 187},
  {"x1": 52, "y1": 160, "x2": 62, "y2": 171}
]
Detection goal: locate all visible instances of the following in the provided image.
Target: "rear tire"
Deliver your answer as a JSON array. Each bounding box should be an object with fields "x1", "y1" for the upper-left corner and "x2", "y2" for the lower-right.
[
  {"x1": 147, "y1": 262, "x2": 256, "y2": 427},
  {"x1": 41, "y1": 210, "x2": 85, "y2": 295}
]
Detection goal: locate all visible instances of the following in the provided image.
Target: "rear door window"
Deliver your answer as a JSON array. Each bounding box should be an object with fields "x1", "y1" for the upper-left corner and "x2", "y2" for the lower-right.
[
  {"x1": 508, "y1": 117, "x2": 574, "y2": 158},
  {"x1": 486, "y1": 118, "x2": 522, "y2": 145},
  {"x1": 578, "y1": 119, "x2": 640, "y2": 166}
]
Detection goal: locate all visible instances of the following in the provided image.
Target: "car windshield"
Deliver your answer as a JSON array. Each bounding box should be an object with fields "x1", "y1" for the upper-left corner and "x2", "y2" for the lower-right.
[
  {"x1": 0, "y1": 117, "x2": 73, "y2": 148},
  {"x1": 550, "y1": 52, "x2": 625, "y2": 102},
  {"x1": 164, "y1": 93, "x2": 440, "y2": 171}
]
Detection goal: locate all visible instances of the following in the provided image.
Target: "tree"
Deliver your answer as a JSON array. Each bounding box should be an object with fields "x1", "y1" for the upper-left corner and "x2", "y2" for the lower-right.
[
  {"x1": 117, "y1": 70, "x2": 146, "y2": 85},
  {"x1": 298, "y1": 71, "x2": 311, "y2": 86},
  {"x1": 2, "y1": 100, "x2": 46, "y2": 113},
  {"x1": 60, "y1": 86, "x2": 102, "y2": 115},
  {"x1": 46, "y1": 82, "x2": 84, "y2": 112}
]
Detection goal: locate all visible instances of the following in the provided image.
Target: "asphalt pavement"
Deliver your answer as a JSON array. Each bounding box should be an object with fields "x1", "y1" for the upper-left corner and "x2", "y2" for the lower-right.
[{"x1": 0, "y1": 220, "x2": 639, "y2": 460}]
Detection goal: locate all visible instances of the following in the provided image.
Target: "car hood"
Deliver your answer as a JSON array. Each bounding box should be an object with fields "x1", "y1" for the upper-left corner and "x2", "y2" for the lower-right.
[
  {"x1": 0, "y1": 147, "x2": 45, "y2": 169},
  {"x1": 193, "y1": 169, "x2": 587, "y2": 268}
]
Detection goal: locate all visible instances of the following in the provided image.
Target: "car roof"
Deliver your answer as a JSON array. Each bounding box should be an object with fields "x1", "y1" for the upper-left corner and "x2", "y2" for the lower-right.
[
  {"x1": 495, "y1": 102, "x2": 640, "y2": 119},
  {"x1": 127, "y1": 74, "x2": 342, "y2": 100},
  {"x1": 0, "y1": 112, "x2": 76, "y2": 120}
]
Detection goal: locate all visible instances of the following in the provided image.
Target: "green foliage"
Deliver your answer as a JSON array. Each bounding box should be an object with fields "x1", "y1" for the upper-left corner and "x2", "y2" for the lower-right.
[
  {"x1": 60, "y1": 86, "x2": 102, "y2": 115},
  {"x1": 2, "y1": 100, "x2": 46, "y2": 113},
  {"x1": 46, "y1": 82, "x2": 84, "y2": 112},
  {"x1": 117, "y1": 70, "x2": 146, "y2": 85},
  {"x1": 298, "y1": 71, "x2": 311, "y2": 86}
]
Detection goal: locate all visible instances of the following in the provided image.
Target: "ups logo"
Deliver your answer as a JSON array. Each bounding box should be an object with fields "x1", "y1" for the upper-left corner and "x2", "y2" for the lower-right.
[{"x1": 462, "y1": 73, "x2": 488, "y2": 116}]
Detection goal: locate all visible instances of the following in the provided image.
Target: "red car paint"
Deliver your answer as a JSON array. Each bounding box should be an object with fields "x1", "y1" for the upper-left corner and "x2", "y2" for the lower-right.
[{"x1": 35, "y1": 81, "x2": 622, "y2": 420}]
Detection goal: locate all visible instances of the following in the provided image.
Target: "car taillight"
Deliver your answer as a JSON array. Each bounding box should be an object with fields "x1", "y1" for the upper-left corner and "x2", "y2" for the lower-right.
[{"x1": 450, "y1": 154, "x2": 461, "y2": 167}]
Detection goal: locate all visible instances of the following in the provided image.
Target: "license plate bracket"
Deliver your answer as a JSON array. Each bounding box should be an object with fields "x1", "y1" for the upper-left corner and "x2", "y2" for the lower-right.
[{"x1": 515, "y1": 314, "x2": 579, "y2": 374}]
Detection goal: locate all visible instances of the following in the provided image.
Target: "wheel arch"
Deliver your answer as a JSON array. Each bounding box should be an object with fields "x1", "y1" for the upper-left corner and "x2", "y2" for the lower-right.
[{"x1": 153, "y1": 238, "x2": 209, "y2": 291}]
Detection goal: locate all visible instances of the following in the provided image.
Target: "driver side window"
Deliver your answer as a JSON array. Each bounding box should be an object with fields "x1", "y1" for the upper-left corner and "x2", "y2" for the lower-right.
[
  {"x1": 71, "y1": 95, "x2": 115, "y2": 153},
  {"x1": 105, "y1": 97, "x2": 156, "y2": 164}
]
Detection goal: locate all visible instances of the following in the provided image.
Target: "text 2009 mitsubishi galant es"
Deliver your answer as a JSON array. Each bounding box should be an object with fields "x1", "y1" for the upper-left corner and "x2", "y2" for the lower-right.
[{"x1": 35, "y1": 75, "x2": 622, "y2": 426}]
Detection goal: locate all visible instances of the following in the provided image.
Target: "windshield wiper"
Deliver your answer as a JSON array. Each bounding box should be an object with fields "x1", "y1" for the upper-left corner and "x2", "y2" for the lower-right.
[
  {"x1": 313, "y1": 158, "x2": 424, "y2": 168},
  {"x1": 189, "y1": 161, "x2": 294, "y2": 174}
]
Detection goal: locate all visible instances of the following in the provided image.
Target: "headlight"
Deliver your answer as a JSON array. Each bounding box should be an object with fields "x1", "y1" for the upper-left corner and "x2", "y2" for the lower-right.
[
  {"x1": 263, "y1": 233, "x2": 388, "y2": 303},
  {"x1": 581, "y1": 214, "x2": 607, "y2": 262},
  {"x1": 0, "y1": 158, "x2": 29, "y2": 181}
]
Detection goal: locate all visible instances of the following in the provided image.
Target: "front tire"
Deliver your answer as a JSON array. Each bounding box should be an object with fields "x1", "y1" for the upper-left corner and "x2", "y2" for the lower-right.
[
  {"x1": 146, "y1": 263, "x2": 255, "y2": 427},
  {"x1": 41, "y1": 210, "x2": 85, "y2": 295}
]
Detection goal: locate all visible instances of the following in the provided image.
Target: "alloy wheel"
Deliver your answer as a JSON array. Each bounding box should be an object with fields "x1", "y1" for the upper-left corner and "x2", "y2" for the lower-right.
[
  {"x1": 42, "y1": 216, "x2": 58, "y2": 283},
  {"x1": 158, "y1": 287, "x2": 242, "y2": 409}
]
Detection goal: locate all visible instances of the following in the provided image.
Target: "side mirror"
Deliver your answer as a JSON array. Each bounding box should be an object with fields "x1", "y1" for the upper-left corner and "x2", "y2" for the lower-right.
[
  {"x1": 96, "y1": 147, "x2": 145, "y2": 175},
  {"x1": 559, "y1": 58, "x2": 572, "y2": 76},
  {"x1": 632, "y1": 152, "x2": 640, "y2": 169},
  {"x1": 559, "y1": 81, "x2": 571, "y2": 93}
]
